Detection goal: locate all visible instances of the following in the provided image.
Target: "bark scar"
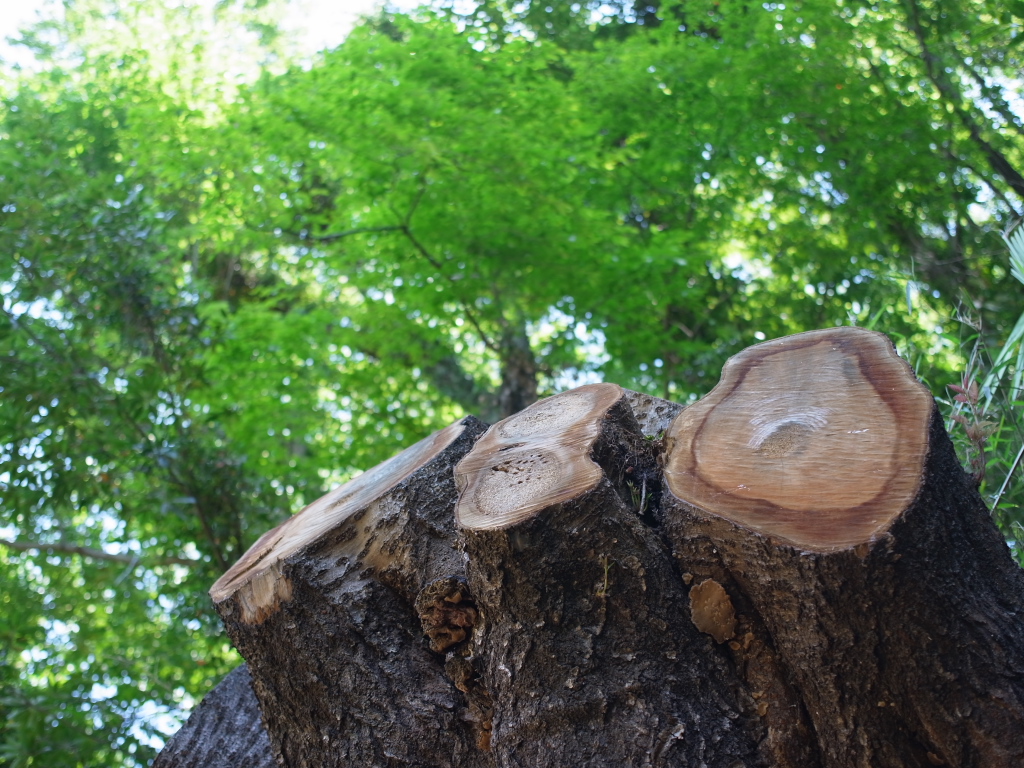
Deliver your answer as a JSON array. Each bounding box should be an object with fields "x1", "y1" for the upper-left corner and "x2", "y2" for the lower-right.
[
  {"x1": 415, "y1": 576, "x2": 479, "y2": 652},
  {"x1": 445, "y1": 654, "x2": 493, "y2": 751},
  {"x1": 689, "y1": 578, "x2": 737, "y2": 644}
]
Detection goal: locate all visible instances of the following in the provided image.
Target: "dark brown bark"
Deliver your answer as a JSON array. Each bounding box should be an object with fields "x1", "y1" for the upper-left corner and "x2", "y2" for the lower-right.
[
  {"x1": 662, "y1": 408, "x2": 1024, "y2": 768},
  {"x1": 159, "y1": 330, "x2": 1024, "y2": 768},
  {"x1": 456, "y1": 385, "x2": 762, "y2": 766},
  {"x1": 661, "y1": 329, "x2": 1024, "y2": 768},
  {"x1": 211, "y1": 416, "x2": 491, "y2": 768},
  {"x1": 461, "y1": 477, "x2": 764, "y2": 767},
  {"x1": 152, "y1": 665, "x2": 275, "y2": 768}
]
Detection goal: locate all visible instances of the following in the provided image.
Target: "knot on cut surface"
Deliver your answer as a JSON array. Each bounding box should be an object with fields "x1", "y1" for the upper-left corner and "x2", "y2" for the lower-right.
[{"x1": 415, "y1": 576, "x2": 479, "y2": 652}]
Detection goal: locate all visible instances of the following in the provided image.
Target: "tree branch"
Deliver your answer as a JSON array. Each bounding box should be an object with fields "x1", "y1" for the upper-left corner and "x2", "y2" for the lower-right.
[
  {"x1": 949, "y1": 153, "x2": 1022, "y2": 215},
  {"x1": 2, "y1": 304, "x2": 234, "y2": 569},
  {"x1": 304, "y1": 225, "x2": 406, "y2": 242},
  {"x1": 0, "y1": 538, "x2": 200, "y2": 567},
  {"x1": 900, "y1": 0, "x2": 1024, "y2": 202},
  {"x1": 396, "y1": 224, "x2": 501, "y2": 353},
  {"x1": 287, "y1": 174, "x2": 502, "y2": 355},
  {"x1": 951, "y1": 46, "x2": 1024, "y2": 140}
]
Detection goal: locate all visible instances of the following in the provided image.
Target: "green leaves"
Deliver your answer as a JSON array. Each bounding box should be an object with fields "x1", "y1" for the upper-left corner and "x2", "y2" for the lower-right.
[
  {"x1": 2, "y1": 1, "x2": 1023, "y2": 764},
  {"x1": 983, "y1": 227, "x2": 1024, "y2": 414}
]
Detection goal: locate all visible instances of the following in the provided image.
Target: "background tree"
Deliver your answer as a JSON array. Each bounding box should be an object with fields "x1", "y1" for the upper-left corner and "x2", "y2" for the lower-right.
[{"x1": 1, "y1": 1, "x2": 1021, "y2": 765}]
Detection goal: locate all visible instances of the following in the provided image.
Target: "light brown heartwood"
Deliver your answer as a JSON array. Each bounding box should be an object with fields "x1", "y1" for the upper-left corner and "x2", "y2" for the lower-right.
[{"x1": 663, "y1": 328, "x2": 934, "y2": 551}]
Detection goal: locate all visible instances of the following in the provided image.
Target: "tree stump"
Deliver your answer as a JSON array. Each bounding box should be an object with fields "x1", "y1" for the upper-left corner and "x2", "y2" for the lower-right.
[
  {"x1": 157, "y1": 328, "x2": 1024, "y2": 768},
  {"x1": 454, "y1": 383, "x2": 761, "y2": 766},
  {"x1": 660, "y1": 328, "x2": 1024, "y2": 767},
  {"x1": 207, "y1": 416, "x2": 491, "y2": 767}
]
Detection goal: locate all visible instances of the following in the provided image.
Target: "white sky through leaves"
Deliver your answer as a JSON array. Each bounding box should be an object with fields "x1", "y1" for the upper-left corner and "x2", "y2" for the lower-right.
[{"x1": 0, "y1": 0, "x2": 415, "y2": 67}]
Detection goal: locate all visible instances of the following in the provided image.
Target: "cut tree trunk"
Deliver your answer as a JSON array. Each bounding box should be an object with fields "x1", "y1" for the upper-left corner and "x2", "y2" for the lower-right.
[
  {"x1": 660, "y1": 329, "x2": 1024, "y2": 768},
  {"x1": 158, "y1": 328, "x2": 1024, "y2": 768},
  {"x1": 208, "y1": 416, "x2": 491, "y2": 767},
  {"x1": 454, "y1": 383, "x2": 761, "y2": 766}
]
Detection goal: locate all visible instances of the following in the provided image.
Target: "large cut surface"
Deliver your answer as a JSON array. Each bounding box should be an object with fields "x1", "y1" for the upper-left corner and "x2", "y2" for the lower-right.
[
  {"x1": 663, "y1": 328, "x2": 933, "y2": 550},
  {"x1": 211, "y1": 421, "x2": 466, "y2": 621},
  {"x1": 456, "y1": 383, "x2": 625, "y2": 530}
]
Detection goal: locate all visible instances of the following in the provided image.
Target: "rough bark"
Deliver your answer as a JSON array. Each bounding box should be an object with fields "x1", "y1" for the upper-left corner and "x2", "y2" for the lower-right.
[
  {"x1": 152, "y1": 664, "x2": 275, "y2": 768},
  {"x1": 622, "y1": 388, "x2": 685, "y2": 439},
  {"x1": 158, "y1": 328, "x2": 1024, "y2": 768},
  {"x1": 455, "y1": 384, "x2": 762, "y2": 766},
  {"x1": 661, "y1": 328, "x2": 1024, "y2": 768},
  {"x1": 210, "y1": 416, "x2": 491, "y2": 768}
]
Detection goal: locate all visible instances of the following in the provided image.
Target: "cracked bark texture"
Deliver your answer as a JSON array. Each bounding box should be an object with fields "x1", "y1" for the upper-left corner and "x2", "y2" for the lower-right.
[
  {"x1": 662, "y1": 329, "x2": 1024, "y2": 768},
  {"x1": 210, "y1": 416, "x2": 493, "y2": 768},
  {"x1": 152, "y1": 664, "x2": 275, "y2": 768},
  {"x1": 158, "y1": 329, "x2": 1024, "y2": 768},
  {"x1": 456, "y1": 384, "x2": 762, "y2": 767}
]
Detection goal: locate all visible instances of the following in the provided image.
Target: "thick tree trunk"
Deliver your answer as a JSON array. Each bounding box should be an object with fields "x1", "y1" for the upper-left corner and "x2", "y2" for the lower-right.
[
  {"x1": 660, "y1": 329, "x2": 1024, "y2": 767},
  {"x1": 158, "y1": 328, "x2": 1024, "y2": 768},
  {"x1": 454, "y1": 384, "x2": 760, "y2": 765},
  {"x1": 207, "y1": 416, "x2": 490, "y2": 767}
]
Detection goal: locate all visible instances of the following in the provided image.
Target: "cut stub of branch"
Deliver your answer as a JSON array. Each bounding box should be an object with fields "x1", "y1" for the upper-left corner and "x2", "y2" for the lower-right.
[
  {"x1": 662, "y1": 328, "x2": 1024, "y2": 767},
  {"x1": 456, "y1": 383, "x2": 764, "y2": 767},
  {"x1": 152, "y1": 665, "x2": 274, "y2": 768},
  {"x1": 622, "y1": 388, "x2": 685, "y2": 439},
  {"x1": 664, "y1": 327, "x2": 934, "y2": 551},
  {"x1": 210, "y1": 416, "x2": 491, "y2": 768}
]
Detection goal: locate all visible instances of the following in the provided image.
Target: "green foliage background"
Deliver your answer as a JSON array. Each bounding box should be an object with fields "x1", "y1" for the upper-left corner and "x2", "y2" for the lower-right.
[{"x1": 1, "y1": 0, "x2": 1022, "y2": 764}]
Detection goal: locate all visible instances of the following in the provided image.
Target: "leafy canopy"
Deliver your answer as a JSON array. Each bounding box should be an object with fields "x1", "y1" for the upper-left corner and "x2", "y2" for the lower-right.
[{"x1": 1, "y1": 0, "x2": 1022, "y2": 764}]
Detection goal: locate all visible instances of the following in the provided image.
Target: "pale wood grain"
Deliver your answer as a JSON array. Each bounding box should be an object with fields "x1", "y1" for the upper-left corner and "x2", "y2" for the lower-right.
[
  {"x1": 211, "y1": 420, "x2": 467, "y2": 620},
  {"x1": 664, "y1": 328, "x2": 933, "y2": 550},
  {"x1": 455, "y1": 383, "x2": 625, "y2": 529}
]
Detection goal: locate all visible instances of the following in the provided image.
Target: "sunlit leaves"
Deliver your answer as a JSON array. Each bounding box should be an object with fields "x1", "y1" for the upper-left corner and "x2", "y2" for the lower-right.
[{"x1": 2, "y1": 2, "x2": 1023, "y2": 765}]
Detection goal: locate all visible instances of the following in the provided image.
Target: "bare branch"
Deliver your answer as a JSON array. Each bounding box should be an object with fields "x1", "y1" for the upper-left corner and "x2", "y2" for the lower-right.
[
  {"x1": 397, "y1": 224, "x2": 501, "y2": 353},
  {"x1": 305, "y1": 225, "x2": 406, "y2": 242},
  {"x1": 2, "y1": 304, "x2": 233, "y2": 569},
  {"x1": 1, "y1": 537, "x2": 201, "y2": 567},
  {"x1": 901, "y1": 0, "x2": 1024, "y2": 202},
  {"x1": 284, "y1": 174, "x2": 502, "y2": 354}
]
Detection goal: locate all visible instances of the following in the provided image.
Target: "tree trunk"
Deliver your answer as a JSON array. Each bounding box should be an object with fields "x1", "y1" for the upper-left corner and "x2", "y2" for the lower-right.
[
  {"x1": 660, "y1": 329, "x2": 1024, "y2": 767},
  {"x1": 157, "y1": 328, "x2": 1024, "y2": 768},
  {"x1": 496, "y1": 323, "x2": 539, "y2": 420},
  {"x1": 152, "y1": 665, "x2": 275, "y2": 768}
]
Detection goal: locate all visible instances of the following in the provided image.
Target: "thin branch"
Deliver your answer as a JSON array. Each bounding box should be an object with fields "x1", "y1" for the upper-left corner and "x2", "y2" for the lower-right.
[
  {"x1": 305, "y1": 225, "x2": 406, "y2": 242},
  {"x1": 0, "y1": 538, "x2": 200, "y2": 567},
  {"x1": 947, "y1": 152, "x2": 1022, "y2": 216},
  {"x1": 900, "y1": 0, "x2": 1024, "y2": 201},
  {"x1": 400, "y1": 174, "x2": 429, "y2": 227},
  {"x1": 285, "y1": 173, "x2": 502, "y2": 354},
  {"x1": 951, "y1": 47, "x2": 1024, "y2": 140},
  {"x1": 398, "y1": 224, "x2": 501, "y2": 353},
  {"x1": 867, "y1": 43, "x2": 1023, "y2": 219},
  {"x1": 378, "y1": 176, "x2": 503, "y2": 352},
  {"x1": 164, "y1": 463, "x2": 231, "y2": 572},
  {"x1": 2, "y1": 304, "x2": 233, "y2": 569}
]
